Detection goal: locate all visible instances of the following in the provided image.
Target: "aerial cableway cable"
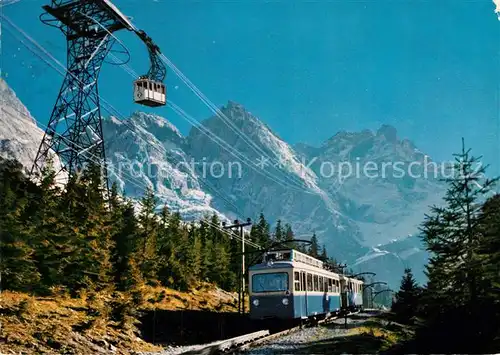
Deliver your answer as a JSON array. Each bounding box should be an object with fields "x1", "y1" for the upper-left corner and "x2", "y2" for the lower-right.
[
  {"x1": 3, "y1": 8, "x2": 322, "y2": 242},
  {"x1": 16, "y1": 103, "x2": 257, "y2": 247},
  {"x1": 3, "y1": 11, "x2": 314, "y2": 198},
  {"x1": 2, "y1": 14, "x2": 246, "y2": 220},
  {"x1": 78, "y1": 6, "x2": 313, "y2": 192},
  {"x1": 157, "y1": 53, "x2": 301, "y2": 181},
  {"x1": 4, "y1": 12, "x2": 266, "y2": 251},
  {"x1": 157, "y1": 52, "x2": 314, "y2": 192},
  {"x1": 3, "y1": 14, "x2": 316, "y2": 249}
]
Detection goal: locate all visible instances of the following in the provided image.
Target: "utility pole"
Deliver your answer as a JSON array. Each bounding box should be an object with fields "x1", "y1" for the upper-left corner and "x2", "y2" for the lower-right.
[{"x1": 223, "y1": 218, "x2": 252, "y2": 314}]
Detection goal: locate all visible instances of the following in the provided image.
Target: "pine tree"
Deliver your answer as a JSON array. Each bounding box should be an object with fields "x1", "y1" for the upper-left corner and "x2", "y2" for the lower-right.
[
  {"x1": 252, "y1": 213, "x2": 271, "y2": 249},
  {"x1": 284, "y1": 223, "x2": 296, "y2": 249},
  {"x1": 111, "y1": 199, "x2": 143, "y2": 291},
  {"x1": 477, "y1": 194, "x2": 500, "y2": 350},
  {"x1": 0, "y1": 158, "x2": 40, "y2": 291},
  {"x1": 392, "y1": 268, "x2": 421, "y2": 323},
  {"x1": 186, "y1": 223, "x2": 202, "y2": 282},
  {"x1": 30, "y1": 158, "x2": 74, "y2": 292},
  {"x1": 274, "y1": 219, "x2": 284, "y2": 244},
  {"x1": 138, "y1": 188, "x2": 160, "y2": 284},
  {"x1": 210, "y1": 243, "x2": 235, "y2": 291},
  {"x1": 417, "y1": 139, "x2": 499, "y2": 352},
  {"x1": 200, "y1": 238, "x2": 214, "y2": 282},
  {"x1": 478, "y1": 194, "x2": 500, "y2": 291},
  {"x1": 320, "y1": 244, "x2": 328, "y2": 261},
  {"x1": 309, "y1": 233, "x2": 319, "y2": 257},
  {"x1": 69, "y1": 163, "x2": 114, "y2": 291}
]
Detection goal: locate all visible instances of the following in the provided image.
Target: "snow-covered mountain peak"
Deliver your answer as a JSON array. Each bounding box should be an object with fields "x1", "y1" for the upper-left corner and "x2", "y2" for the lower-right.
[
  {"x1": 129, "y1": 111, "x2": 183, "y2": 138},
  {"x1": 193, "y1": 101, "x2": 319, "y2": 188}
]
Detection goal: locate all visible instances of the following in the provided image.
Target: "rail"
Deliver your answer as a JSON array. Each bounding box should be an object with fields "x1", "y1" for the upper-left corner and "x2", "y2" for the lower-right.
[{"x1": 178, "y1": 311, "x2": 361, "y2": 355}]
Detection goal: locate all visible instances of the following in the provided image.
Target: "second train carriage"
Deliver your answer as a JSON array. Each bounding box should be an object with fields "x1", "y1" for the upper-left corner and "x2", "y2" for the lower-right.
[{"x1": 248, "y1": 249, "x2": 363, "y2": 320}]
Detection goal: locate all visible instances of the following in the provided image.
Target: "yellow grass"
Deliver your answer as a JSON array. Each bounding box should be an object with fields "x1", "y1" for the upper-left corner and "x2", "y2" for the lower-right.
[
  {"x1": 347, "y1": 318, "x2": 414, "y2": 351},
  {"x1": 0, "y1": 283, "x2": 240, "y2": 354}
]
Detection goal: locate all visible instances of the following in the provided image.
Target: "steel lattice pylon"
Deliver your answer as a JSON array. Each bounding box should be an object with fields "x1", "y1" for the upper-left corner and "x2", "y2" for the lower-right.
[{"x1": 31, "y1": 0, "x2": 133, "y2": 186}]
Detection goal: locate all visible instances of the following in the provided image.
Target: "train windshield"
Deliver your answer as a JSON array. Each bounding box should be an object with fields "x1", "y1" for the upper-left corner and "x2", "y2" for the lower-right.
[{"x1": 252, "y1": 272, "x2": 288, "y2": 293}]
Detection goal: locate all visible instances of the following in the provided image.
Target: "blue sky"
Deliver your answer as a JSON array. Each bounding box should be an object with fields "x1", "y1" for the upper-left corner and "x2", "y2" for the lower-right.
[{"x1": 2, "y1": 0, "x2": 499, "y2": 175}]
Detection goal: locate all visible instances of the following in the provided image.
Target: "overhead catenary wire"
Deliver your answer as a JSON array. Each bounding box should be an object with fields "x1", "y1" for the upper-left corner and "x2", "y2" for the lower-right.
[{"x1": 202, "y1": 219, "x2": 261, "y2": 250}]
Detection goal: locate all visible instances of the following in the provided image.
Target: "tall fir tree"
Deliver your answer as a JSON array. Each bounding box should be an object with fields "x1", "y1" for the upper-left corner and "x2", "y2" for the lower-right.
[
  {"x1": 0, "y1": 158, "x2": 40, "y2": 291},
  {"x1": 274, "y1": 219, "x2": 284, "y2": 244},
  {"x1": 186, "y1": 223, "x2": 203, "y2": 282},
  {"x1": 308, "y1": 233, "x2": 319, "y2": 257},
  {"x1": 284, "y1": 223, "x2": 296, "y2": 249},
  {"x1": 110, "y1": 196, "x2": 143, "y2": 291},
  {"x1": 30, "y1": 158, "x2": 73, "y2": 292},
  {"x1": 138, "y1": 188, "x2": 160, "y2": 284},
  {"x1": 418, "y1": 139, "x2": 499, "y2": 352},
  {"x1": 391, "y1": 268, "x2": 421, "y2": 323},
  {"x1": 252, "y1": 212, "x2": 271, "y2": 249},
  {"x1": 62, "y1": 163, "x2": 113, "y2": 292},
  {"x1": 319, "y1": 244, "x2": 328, "y2": 261}
]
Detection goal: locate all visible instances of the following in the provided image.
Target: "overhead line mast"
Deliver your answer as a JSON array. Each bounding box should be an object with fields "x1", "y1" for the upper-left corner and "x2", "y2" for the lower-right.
[{"x1": 31, "y1": 0, "x2": 167, "y2": 187}]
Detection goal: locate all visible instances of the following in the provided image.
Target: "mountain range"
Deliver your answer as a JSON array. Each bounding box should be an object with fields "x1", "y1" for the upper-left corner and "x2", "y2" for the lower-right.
[{"x1": 0, "y1": 78, "x2": 442, "y2": 287}]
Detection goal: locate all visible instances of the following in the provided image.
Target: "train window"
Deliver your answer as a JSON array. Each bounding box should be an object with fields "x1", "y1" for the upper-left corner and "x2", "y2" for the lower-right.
[
  {"x1": 283, "y1": 252, "x2": 291, "y2": 260},
  {"x1": 319, "y1": 276, "x2": 324, "y2": 292},
  {"x1": 313, "y1": 275, "x2": 319, "y2": 291},
  {"x1": 307, "y1": 273, "x2": 313, "y2": 291},
  {"x1": 294, "y1": 272, "x2": 300, "y2": 291},
  {"x1": 301, "y1": 272, "x2": 306, "y2": 291},
  {"x1": 251, "y1": 272, "x2": 288, "y2": 293},
  {"x1": 328, "y1": 278, "x2": 333, "y2": 292}
]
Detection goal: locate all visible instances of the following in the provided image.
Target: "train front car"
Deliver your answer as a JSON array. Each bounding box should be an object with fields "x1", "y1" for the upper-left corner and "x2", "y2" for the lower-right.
[
  {"x1": 248, "y1": 251, "x2": 294, "y2": 320},
  {"x1": 249, "y1": 249, "x2": 343, "y2": 321}
]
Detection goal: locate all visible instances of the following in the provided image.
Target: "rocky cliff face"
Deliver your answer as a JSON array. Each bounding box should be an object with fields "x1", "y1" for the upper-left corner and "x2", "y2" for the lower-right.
[
  {"x1": 0, "y1": 78, "x2": 63, "y2": 180},
  {"x1": 295, "y1": 123, "x2": 445, "y2": 247},
  {"x1": 186, "y1": 101, "x2": 364, "y2": 260},
  {"x1": 102, "y1": 112, "x2": 227, "y2": 221},
  {"x1": 0, "y1": 80, "x2": 442, "y2": 287}
]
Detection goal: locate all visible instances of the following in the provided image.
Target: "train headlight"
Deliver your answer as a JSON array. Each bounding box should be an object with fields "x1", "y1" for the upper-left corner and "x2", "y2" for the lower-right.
[
  {"x1": 253, "y1": 299, "x2": 259, "y2": 306},
  {"x1": 282, "y1": 298, "x2": 289, "y2": 306}
]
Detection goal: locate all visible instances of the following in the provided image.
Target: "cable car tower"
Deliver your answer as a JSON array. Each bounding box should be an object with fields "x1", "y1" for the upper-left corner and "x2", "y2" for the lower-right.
[{"x1": 31, "y1": 0, "x2": 167, "y2": 186}]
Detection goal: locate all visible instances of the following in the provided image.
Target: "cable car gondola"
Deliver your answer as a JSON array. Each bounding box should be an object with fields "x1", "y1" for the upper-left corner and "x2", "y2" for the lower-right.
[{"x1": 133, "y1": 77, "x2": 166, "y2": 107}]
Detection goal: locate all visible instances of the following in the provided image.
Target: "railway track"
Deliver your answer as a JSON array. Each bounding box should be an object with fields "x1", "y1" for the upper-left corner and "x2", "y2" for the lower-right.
[{"x1": 178, "y1": 311, "x2": 361, "y2": 355}]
